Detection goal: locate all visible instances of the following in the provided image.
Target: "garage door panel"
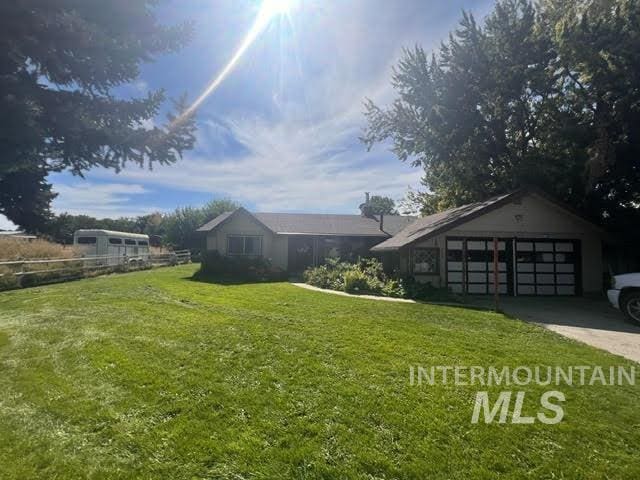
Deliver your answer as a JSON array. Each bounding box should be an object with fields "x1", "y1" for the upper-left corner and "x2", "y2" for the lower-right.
[
  {"x1": 468, "y1": 284, "x2": 487, "y2": 294},
  {"x1": 487, "y1": 262, "x2": 507, "y2": 272},
  {"x1": 468, "y1": 272, "x2": 487, "y2": 282},
  {"x1": 535, "y1": 242, "x2": 553, "y2": 252},
  {"x1": 536, "y1": 274, "x2": 555, "y2": 284},
  {"x1": 518, "y1": 285, "x2": 535, "y2": 295},
  {"x1": 555, "y1": 243, "x2": 574, "y2": 252},
  {"x1": 467, "y1": 241, "x2": 486, "y2": 250},
  {"x1": 557, "y1": 285, "x2": 575, "y2": 295},
  {"x1": 446, "y1": 237, "x2": 513, "y2": 295},
  {"x1": 488, "y1": 284, "x2": 508, "y2": 294},
  {"x1": 448, "y1": 271, "x2": 463, "y2": 282},
  {"x1": 468, "y1": 262, "x2": 488, "y2": 271},
  {"x1": 515, "y1": 239, "x2": 579, "y2": 296},
  {"x1": 536, "y1": 263, "x2": 554, "y2": 272},
  {"x1": 556, "y1": 274, "x2": 575, "y2": 284},
  {"x1": 447, "y1": 261, "x2": 463, "y2": 271},
  {"x1": 447, "y1": 240, "x2": 463, "y2": 250},
  {"x1": 518, "y1": 273, "x2": 534, "y2": 283},
  {"x1": 556, "y1": 263, "x2": 574, "y2": 273},
  {"x1": 518, "y1": 263, "x2": 534, "y2": 272},
  {"x1": 537, "y1": 285, "x2": 555, "y2": 295}
]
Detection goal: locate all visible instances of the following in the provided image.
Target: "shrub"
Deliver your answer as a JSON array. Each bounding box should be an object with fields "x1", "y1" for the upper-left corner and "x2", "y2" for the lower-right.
[
  {"x1": 342, "y1": 270, "x2": 370, "y2": 294},
  {"x1": 304, "y1": 258, "x2": 405, "y2": 297},
  {"x1": 198, "y1": 251, "x2": 286, "y2": 281},
  {"x1": 400, "y1": 275, "x2": 454, "y2": 301},
  {"x1": 303, "y1": 258, "x2": 457, "y2": 300}
]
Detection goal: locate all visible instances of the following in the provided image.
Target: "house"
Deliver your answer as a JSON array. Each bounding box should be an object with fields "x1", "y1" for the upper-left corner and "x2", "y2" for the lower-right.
[
  {"x1": 196, "y1": 189, "x2": 607, "y2": 295},
  {"x1": 196, "y1": 195, "x2": 416, "y2": 273}
]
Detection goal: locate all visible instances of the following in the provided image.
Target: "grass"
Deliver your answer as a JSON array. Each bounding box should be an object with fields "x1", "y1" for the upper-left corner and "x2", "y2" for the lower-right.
[{"x1": 0, "y1": 264, "x2": 638, "y2": 479}]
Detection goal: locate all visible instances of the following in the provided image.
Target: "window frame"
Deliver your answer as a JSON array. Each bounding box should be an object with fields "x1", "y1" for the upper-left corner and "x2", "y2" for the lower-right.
[
  {"x1": 108, "y1": 237, "x2": 123, "y2": 245},
  {"x1": 77, "y1": 236, "x2": 97, "y2": 244},
  {"x1": 411, "y1": 247, "x2": 440, "y2": 274},
  {"x1": 226, "y1": 235, "x2": 263, "y2": 256}
]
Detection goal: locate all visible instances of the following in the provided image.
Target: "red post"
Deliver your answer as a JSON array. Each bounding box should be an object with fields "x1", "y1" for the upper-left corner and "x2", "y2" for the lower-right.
[{"x1": 493, "y1": 237, "x2": 500, "y2": 311}]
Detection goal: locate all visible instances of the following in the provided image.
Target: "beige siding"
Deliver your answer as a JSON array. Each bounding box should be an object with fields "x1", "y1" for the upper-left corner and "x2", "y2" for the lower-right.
[
  {"x1": 205, "y1": 210, "x2": 289, "y2": 270},
  {"x1": 406, "y1": 193, "x2": 604, "y2": 293}
]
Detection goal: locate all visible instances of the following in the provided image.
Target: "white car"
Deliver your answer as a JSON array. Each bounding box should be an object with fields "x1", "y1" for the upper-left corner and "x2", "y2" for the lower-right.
[{"x1": 608, "y1": 273, "x2": 640, "y2": 323}]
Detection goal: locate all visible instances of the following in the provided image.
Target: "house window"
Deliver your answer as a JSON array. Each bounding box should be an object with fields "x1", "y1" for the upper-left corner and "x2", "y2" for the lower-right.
[
  {"x1": 227, "y1": 235, "x2": 262, "y2": 256},
  {"x1": 413, "y1": 247, "x2": 439, "y2": 274}
]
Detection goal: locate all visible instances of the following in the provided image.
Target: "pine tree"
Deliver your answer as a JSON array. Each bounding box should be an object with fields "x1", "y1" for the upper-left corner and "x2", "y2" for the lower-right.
[{"x1": 0, "y1": 1, "x2": 197, "y2": 231}]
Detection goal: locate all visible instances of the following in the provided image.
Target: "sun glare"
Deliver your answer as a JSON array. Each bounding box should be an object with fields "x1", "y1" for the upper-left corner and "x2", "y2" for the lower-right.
[
  {"x1": 173, "y1": 0, "x2": 298, "y2": 124},
  {"x1": 260, "y1": 0, "x2": 296, "y2": 19}
]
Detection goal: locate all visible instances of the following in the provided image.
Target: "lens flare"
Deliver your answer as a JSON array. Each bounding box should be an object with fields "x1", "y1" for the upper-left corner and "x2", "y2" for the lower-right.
[{"x1": 174, "y1": 0, "x2": 296, "y2": 125}]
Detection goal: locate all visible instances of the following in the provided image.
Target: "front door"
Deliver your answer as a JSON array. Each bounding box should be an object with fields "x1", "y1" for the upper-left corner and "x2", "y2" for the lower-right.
[{"x1": 288, "y1": 236, "x2": 315, "y2": 273}]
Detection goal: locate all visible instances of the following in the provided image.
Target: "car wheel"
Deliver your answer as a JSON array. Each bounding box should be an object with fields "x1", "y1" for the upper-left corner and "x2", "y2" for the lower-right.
[{"x1": 621, "y1": 292, "x2": 640, "y2": 324}]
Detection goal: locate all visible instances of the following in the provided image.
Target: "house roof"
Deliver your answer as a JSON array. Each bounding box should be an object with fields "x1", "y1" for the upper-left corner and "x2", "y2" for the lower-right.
[
  {"x1": 196, "y1": 209, "x2": 416, "y2": 237},
  {"x1": 371, "y1": 193, "x2": 513, "y2": 251},
  {"x1": 196, "y1": 211, "x2": 235, "y2": 232},
  {"x1": 371, "y1": 188, "x2": 606, "y2": 251}
]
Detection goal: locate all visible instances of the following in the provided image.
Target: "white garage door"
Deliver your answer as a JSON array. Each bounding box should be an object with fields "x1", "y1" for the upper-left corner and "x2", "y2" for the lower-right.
[
  {"x1": 446, "y1": 237, "x2": 581, "y2": 296},
  {"x1": 515, "y1": 239, "x2": 579, "y2": 295},
  {"x1": 446, "y1": 238, "x2": 509, "y2": 295}
]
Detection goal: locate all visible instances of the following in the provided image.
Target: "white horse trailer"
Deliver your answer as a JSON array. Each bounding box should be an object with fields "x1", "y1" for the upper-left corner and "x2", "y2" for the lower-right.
[{"x1": 73, "y1": 230, "x2": 150, "y2": 266}]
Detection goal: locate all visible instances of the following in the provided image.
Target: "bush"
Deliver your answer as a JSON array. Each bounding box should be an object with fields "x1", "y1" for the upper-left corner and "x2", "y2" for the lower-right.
[
  {"x1": 400, "y1": 275, "x2": 455, "y2": 301},
  {"x1": 198, "y1": 251, "x2": 286, "y2": 281},
  {"x1": 304, "y1": 258, "x2": 405, "y2": 298},
  {"x1": 303, "y1": 258, "x2": 457, "y2": 300},
  {"x1": 342, "y1": 270, "x2": 370, "y2": 294}
]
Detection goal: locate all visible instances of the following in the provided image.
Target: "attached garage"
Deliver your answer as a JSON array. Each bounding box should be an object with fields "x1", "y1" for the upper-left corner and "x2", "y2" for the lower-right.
[
  {"x1": 445, "y1": 237, "x2": 581, "y2": 296},
  {"x1": 371, "y1": 188, "x2": 606, "y2": 296}
]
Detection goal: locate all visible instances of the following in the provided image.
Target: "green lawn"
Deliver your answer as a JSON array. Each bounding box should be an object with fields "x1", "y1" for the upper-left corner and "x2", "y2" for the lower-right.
[{"x1": 0, "y1": 264, "x2": 638, "y2": 479}]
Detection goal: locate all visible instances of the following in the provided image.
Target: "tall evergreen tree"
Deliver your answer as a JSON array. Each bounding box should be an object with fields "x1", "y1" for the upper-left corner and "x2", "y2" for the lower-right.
[{"x1": 0, "y1": 0, "x2": 197, "y2": 232}]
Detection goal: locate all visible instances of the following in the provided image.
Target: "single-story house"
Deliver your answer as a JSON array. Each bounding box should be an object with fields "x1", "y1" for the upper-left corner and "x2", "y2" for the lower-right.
[{"x1": 196, "y1": 189, "x2": 607, "y2": 295}]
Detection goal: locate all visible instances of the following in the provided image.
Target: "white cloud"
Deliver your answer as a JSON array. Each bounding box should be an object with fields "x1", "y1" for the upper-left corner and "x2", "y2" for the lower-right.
[
  {"x1": 90, "y1": 113, "x2": 422, "y2": 213},
  {"x1": 52, "y1": 182, "x2": 164, "y2": 219},
  {"x1": 49, "y1": 0, "x2": 491, "y2": 215}
]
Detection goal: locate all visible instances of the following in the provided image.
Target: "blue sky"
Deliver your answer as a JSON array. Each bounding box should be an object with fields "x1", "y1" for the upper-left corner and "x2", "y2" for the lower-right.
[{"x1": 2, "y1": 0, "x2": 494, "y2": 230}]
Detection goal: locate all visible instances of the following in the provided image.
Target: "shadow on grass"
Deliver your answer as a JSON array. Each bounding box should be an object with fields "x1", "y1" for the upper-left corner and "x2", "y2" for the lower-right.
[
  {"x1": 186, "y1": 270, "x2": 289, "y2": 286},
  {"x1": 186, "y1": 268, "x2": 498, "y2": 313}
]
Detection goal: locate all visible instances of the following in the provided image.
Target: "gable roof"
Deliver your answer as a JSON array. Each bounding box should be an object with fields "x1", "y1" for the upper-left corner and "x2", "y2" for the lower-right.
[
  {"x1": 371, "y1": 188, "x2": 606, "y2": 252},
  {"x1": 196, "y1": 209, "x2": 416, "y2": 237},
  {"x1": 371, "y1": 192, "x2": 514, "y2": 251},
  {"x1": 196, "y1": 207, "x2": 275, "y2": 234}
]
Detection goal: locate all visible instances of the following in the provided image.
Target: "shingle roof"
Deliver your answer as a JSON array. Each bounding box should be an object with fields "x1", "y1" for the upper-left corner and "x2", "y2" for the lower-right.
[
  {"x1": 196, "y1": 211, "x2": 235, "y2": 232},
  {"x1": 371, "y1": 192, "x2": 514, "y2": 251},
  {"x1": 196, "y1": 210, "x2": 416, "y2": 236}
]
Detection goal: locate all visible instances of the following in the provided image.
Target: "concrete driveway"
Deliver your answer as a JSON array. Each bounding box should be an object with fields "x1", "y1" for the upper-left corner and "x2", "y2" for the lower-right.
[{"x1": 475, "y1": 296, "x2": 640, "y2": 363}]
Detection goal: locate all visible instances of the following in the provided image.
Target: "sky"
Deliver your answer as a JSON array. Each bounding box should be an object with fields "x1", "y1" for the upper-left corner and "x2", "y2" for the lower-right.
[{"x1": 1, "y1": 0, "x2": 494, "y2": 230}]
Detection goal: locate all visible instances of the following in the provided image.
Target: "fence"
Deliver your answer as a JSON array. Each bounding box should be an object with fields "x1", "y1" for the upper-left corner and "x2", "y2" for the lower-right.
[{"x1": 0, "y1": 250, "x2": 191, "y2": 291}]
